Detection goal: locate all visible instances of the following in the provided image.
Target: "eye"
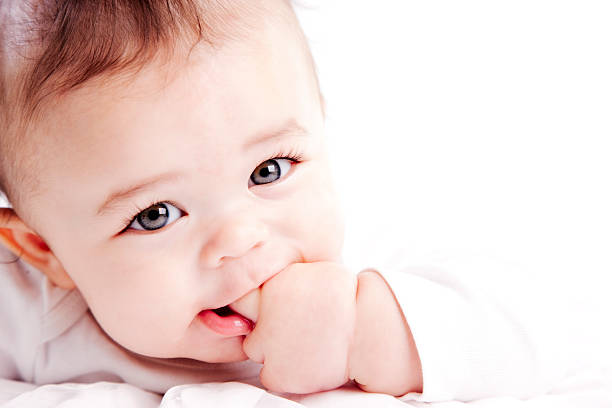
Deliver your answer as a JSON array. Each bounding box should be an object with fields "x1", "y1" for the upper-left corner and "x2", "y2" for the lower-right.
[
  {"x1": 128, "y1": 202, "x2": 183, "y2": 231},
  {"x1": 250, "y1": 158, "x2": 294, "y2": 185}
]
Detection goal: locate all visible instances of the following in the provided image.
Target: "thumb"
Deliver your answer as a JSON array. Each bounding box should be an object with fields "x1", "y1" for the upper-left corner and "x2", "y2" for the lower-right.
[
  {"x1": 242, "y1": 327, "x2": 265, "y2": 364},
  {"x1": 230, "y1": 288, "x2": 260, "y2": 323}
]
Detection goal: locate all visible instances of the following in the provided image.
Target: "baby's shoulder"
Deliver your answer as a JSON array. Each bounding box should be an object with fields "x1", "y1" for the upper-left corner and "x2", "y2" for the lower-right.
[
  {"x1": 0, "y1": 245, "x2": 90, "y2": 380},
  {"x1": 0, "y1": 245, "x2": 45, "y2": 308},
  {"x1": 0, "y1": 244, "x2": 87, "y2": 342}
]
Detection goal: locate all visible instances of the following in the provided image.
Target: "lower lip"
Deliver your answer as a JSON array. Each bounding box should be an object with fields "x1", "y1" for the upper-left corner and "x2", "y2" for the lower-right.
[{"x1": 198, "y1": 309, "x2": 254, "y2": 337}]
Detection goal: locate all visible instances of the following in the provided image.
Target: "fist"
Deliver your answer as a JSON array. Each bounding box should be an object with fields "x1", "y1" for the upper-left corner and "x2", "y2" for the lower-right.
[{"x1": 243, "y1": 262, "x2": 357, "y2": 394}]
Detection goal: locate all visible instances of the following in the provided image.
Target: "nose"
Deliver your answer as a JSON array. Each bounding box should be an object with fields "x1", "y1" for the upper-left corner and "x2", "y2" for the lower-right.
[{"x1": 200, "y1": 212, "x2": 269, "y2": 268}]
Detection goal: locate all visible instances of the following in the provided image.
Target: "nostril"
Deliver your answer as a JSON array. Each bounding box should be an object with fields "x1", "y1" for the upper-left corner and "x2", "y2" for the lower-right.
[
  {"x1": 200, "y1": 219, "x2": 268, "y2": 268},
  {"x1": 217, "y1": 241, "x2": 263, "y2": 265}
]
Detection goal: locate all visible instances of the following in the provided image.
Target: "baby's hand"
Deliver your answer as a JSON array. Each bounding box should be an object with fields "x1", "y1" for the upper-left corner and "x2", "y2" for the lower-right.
[{"x1": 242, "y1": 262, "x2": 357, "y2": 394}]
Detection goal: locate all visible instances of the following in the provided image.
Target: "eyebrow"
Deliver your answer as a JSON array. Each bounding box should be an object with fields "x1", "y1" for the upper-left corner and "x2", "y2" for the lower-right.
[
  {"x1": 97, "y1": 172, "x2": 182, "y2": 216},
  {"x1": 243, "y1": 119, "x2": 309, "y2": 150}
]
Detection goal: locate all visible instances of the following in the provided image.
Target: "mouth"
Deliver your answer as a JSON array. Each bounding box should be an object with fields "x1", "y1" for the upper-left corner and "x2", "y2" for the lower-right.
[
  {"x1": 198, "y1": 305, "x2": 254, "y2": 337},
  {"x1": 212, "y1": 305, "x2": 235, "y2": 317}
]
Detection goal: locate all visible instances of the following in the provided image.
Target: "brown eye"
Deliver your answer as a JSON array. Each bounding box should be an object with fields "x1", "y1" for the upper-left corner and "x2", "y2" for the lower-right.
[
  {"x1": 250, "y1": 158, "x2": 292, "y2": 185},
  {"x1": 129, "y1": 202, "x2": 183, "y2": 231}
]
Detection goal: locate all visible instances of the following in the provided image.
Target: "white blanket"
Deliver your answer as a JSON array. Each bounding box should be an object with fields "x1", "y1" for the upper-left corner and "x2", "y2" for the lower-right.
[{"x1": 3, "y1": 369, "x2": 612, "y2": 408}]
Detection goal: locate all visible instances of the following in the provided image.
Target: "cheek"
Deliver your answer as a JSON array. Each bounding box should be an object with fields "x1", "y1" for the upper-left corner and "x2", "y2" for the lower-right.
[
  {"x1": 289, "y1": 165, "x2": 345, "y2": 262},
  {"x1": 307, "y1": 200, "x2": 345, "y2": 262},
  {"x1": 63, "y1": 248, "x2": 194, "y2": 355}
]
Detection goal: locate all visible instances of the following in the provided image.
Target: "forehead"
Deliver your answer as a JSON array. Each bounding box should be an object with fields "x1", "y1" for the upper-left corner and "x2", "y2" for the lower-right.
[
  {"x1": 23, "y1": 13, "x2": 321, "y2": 219},
  {"x1": 51, "y1": 13, "x2": 317, "y2": 136}
]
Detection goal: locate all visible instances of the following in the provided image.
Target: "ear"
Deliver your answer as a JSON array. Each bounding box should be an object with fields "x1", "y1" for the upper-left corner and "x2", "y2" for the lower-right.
[{"x1": 0, "y1": 208, "x2": 75, "y2": 289}]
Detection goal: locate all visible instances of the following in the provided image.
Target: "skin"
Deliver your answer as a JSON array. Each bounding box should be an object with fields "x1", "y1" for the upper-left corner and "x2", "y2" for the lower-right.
[{"x1": 0, "y1": 6, "x2": 422, "y2": 395}]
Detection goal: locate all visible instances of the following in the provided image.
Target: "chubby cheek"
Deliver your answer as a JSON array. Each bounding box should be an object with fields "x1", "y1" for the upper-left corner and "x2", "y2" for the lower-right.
[
  {"x1": 289, "y1": 163, "x2": 345, "y2": 262},
  {"x1": 65, "y1": 249, "x2": 194, "y2": 356}
]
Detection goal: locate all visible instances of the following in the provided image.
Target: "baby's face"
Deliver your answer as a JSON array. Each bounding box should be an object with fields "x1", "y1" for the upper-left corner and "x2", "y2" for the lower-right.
[{"x1": 22, "y1": 18, "x2": 344, "y2": 362}]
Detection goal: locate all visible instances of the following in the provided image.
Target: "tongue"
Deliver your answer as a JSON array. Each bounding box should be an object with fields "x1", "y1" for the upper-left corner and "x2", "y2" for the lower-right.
[{"x1": 199, "y1": 308, "x2": 253, "y2": 336}]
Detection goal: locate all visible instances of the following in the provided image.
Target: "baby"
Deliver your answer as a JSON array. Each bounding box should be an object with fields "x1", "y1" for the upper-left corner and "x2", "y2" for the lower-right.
[{"x1": 0, "y1": 0, "x2": 421, "y2": 397}]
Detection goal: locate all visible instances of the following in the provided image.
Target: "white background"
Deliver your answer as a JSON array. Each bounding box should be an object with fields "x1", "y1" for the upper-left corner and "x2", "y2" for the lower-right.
[
  {"x1": 296, "y1": 2, "x2": 612, "y2": 288},
  {"x1": 2, "y1": 3, "x2": 610, "y2": 291}
]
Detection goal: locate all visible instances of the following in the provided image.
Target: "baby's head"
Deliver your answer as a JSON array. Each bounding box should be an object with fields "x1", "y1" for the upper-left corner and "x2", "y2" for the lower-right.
[{"x1": 0, "y1": 0, "x2": 344, "y2": 362}]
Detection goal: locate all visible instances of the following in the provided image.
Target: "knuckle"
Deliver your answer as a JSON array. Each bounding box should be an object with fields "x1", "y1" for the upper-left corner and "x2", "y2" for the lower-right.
[
  {"x1": 259, "y1": 366, "x2": 280, "y2": 392},
  {"x1": 260, "y1": 363, "x2": 300, "y2": 394}
]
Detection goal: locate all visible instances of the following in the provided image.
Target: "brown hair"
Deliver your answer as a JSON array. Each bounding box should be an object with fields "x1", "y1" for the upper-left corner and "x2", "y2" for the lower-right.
[{"x1": 0, "y1": 0, "x2": 303, "y2": 208}]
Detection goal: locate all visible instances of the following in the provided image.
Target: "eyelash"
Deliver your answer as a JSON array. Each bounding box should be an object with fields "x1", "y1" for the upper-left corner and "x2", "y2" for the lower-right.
[
  {"x1": 119, "y1": 198, "x2": 180, "y2": 234},
  {"x1": 270, "y1": 147, "x2": 304, "y2": 163},
  {"x1": 118, "y1": 147, "x2": 305, "y2": 233}
]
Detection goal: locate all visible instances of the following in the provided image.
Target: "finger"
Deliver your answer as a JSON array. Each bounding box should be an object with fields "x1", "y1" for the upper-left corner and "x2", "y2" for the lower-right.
[
  {"x1": 242, "y1": 330, "x2": 264, "y2": 364},
  {"x1": 259, "y1": 364, "x2": 287, "y2": 394},
  {"x1": 230, "y1": 288, "x2": 260, "y2": 323},
  {"x1": 260, "y1": 364, "x2": 319, "y2": 395}
]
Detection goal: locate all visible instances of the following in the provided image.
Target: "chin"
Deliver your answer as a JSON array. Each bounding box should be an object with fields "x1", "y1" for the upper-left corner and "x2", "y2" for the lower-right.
[{"x1": 188, "y1": 337, "x2": 250, "y2": 363}]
